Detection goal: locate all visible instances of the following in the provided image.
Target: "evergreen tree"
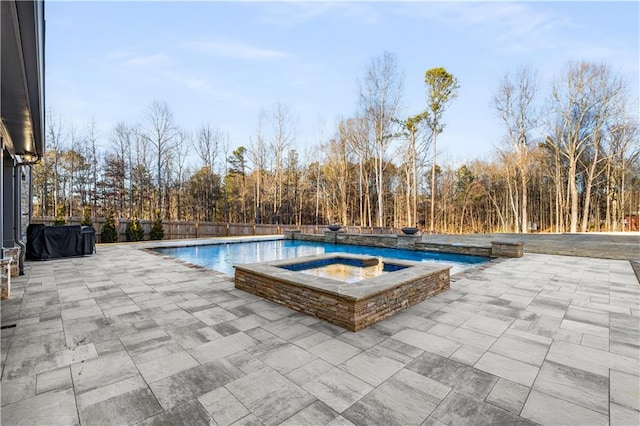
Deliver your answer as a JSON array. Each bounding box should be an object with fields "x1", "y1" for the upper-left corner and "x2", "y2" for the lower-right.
[
  {"x1": 101, "y1": 213, "x2": 118, "y2": 243},
  {"x1": 54, "y1": 205, "x2": 66, "y2": 226},
  {"x1": 126, "y1": 216, "x2": 145, "y2": 242},
  {"x1": 80, "y1": 205, "x2": 92, "y2": 227},
  {"x1": 149, "y1": 211, "x2": 164, "y2": 240}
]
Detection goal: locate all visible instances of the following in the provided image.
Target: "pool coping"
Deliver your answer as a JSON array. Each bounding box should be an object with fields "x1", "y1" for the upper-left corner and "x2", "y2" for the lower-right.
[{"x1": 234, "y1": 252, "x2": 451, "y2": 331}]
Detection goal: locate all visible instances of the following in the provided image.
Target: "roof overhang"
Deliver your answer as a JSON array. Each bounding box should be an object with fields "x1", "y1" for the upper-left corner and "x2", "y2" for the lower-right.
[{"x1": 1, "y1": 0, "x2": 45, "y2": 159}]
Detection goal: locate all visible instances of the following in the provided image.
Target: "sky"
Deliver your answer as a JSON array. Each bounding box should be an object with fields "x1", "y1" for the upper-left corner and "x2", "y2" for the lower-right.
[{"x1": 45, "y1": 0, "x2": 639, "y2": 167}]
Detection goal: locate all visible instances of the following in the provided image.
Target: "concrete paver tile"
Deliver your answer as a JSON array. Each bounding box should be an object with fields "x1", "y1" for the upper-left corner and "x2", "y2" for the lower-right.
[
  {"x1": 137, "y1": 399, "x2": 213, "y2": 426},
  {"x1": 546, "y1": 340, "x2": 639, "y2": 377},
  {"x1": 449, "y1": 345, "x2": 485, "y2": 366},
  {"x1": 432, "y1": 391, "x2": 535, "y2": 426},
  {"x1": 188, "y1": 332, "x2": 256, "y2": 363},
  {"x1": 261, "y1": 343, "x2": 317, "y2": 375},
  {"x1": 78, "y1": 386, "x2": 162, "y2": 426},
  {"x1": 36, "y1": 365, "x2": 72, "y2": 395},
  {"x1": 533, "y1": 361, "x2": 609, "y2": 414},
  {"x1": 280, "y1": 401, "x2": 338, "y2": 426},
  {"x1": 303, "y1": 367, "x2": 372, "y2": 413},
  {"x1": 71, "y1": 350, "x2": 137, "y2": 394},
  {"x1": 228, "y1": 367, "x2": 315, "y2": 426},
  {"x1": 343, "y1": 369, "x2": 448, "y2": 425},
  {"x1": 198, "y1": 386, "x2": 250, "y2": 426},
  {"x1": 488, "y1": 332, "x2": 550, "y2": 366},
  {"x1": 521, "y1": 389, "x2": 608, "y2": 426},
  {"x1": 407, "y1": 351, "x2": 497, "y2": 399},
  {"x1": 1, "y1": 374, "x2": 36, "y2": 406},
  {"x1": 485, "y1": 378, "x2": 530, "y2": 414},
  {"x1": 474, "y1": 352, "x2": 539, "y2": 387},
  {"x1": 285, "y1": 358, "x2": 334, "y2": 387},
  {"x1": 0, "y1": 388, "x2": 78, "y2": 425},
  {"x1": 307, "y1": 338, "x2": 361, "y2": 365},
  {"x1": 610, "y1": 369, "x2": 640, "y2": 411},
  {"x1": 339, "y1": 349, "x2": 405, "y2": 387},
  {"x1": 149, "y1": 359, "x2": 245, "y2": 410},
  {"x1": 610, "y1": 402, "x2": 640, "y2": 426},
  {"x1": 391, "y1": 329, "x2": 461, "y2": 357}
]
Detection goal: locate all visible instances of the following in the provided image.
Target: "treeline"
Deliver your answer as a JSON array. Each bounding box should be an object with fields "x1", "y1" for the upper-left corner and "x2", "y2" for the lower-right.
[{"x1": 33, "y1": 56, "x2": 639, "y2": 233}]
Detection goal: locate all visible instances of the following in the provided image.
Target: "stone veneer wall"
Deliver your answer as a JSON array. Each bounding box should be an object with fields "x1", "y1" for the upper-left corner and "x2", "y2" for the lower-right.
[
  {"x1": 0, "y1": 258, "x2": 11, "y2": 300},
  {"x1": 285, "y1": 231, "x2": 523, "y2": 258},
  {"x1": 234, "y1": 267, "x2": 450, "y2": 332}
]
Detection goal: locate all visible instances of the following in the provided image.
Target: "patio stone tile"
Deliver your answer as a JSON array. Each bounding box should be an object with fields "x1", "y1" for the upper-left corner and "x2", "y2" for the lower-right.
[
  {"x1": 246, "y1": 336, "x2": 289, "y2": 358},
  {"x1": 565, "y1": 306, "x2": 609, "y2": 327},
  {"x1": 610, "y1": 403, "x2": 640, "y2": 426},
  {"x1": 261, "y1": 343, "x2": 316, "y2": 374},
  {"x1": 135, "y1": 349, "x2": 200, "y2": 383},
  {"x1": 231, "y1": 414, "x2": 263, "y2": 426},
  {"x1": 224, "y1": 313, "x2": 272, "y2": 332},
  {"x1": 426, "y1": 322, "x2": 456, "y2": 337},
  {"x1": 228, "y1": 367, "x2": 315, "y2": 426},
  {"x1": 76, "y1": 375, "x2": 147, "y2": 410},
  {"x1": 192, "y1": 306, "x2": 239, "y2": 326},
  {"x1": 367, "y1": 342, "x2": 416, "y2": 364},
  {"x1": 147, "y1": 307, "x2": 202, "y2": 328},
  {"x1": 547, "y1": 340, "x2": 639, "y2": 377},
  {"x1": 532, "y1": 360, "x2": 609, "y2": 414},
  {"x1": 4, "y1": 331, "x2": 66, "y2": 365},
  {"x1": 485, "y1": 378, "x2": 530, "y2": 414},
  {"x1": 460, "y1": 313, "x2": 513, "y2": 337},
  {"x1": 188, "y1": 332, "x2": 256, "y2": 363},
  {"x1": 79, "y1": 386, "x2": 162, "y2": 426},
  {"x1": 475, "y1": 352, "x2": 539, "y2": 387},
  {"x1": 1, "y1": 374, "x2": 36, "y2": 406},
  {"x1": 378, "y1": 337, "x2": 424, "y2": 359},
  {"x1": 308, "y1": 320, "x2": 347, "y2": 337},
  {"x1": 198, "y1": 386, "x2": 250, "y2": 426},
  {"x1": 512, "y1": 314, "x2": 562, "y2": 339},
  {"x1": 449, "y1": 345, "x2": 485, "y2": 366},
  {"x1": 427, "y1": 310, "x2": 469, "y2": 327},
  {"x1": 94, "y1": 338, "x2": 125, "y2": 355},
  {"x1": 446, "y1": 327, "x2": 496, "y2": 351},
  {"x1": 119, "y1": 327, "x2": 171, "y2": 355},
  {"x1": 36, "y1": 365, "x2": 72, "y2": 395},
  {"x1": 521, "y1": 390, "x2": 608, "y2": 425},
  {"x1": 262, "y1": 317, "x2": 320, "y2": 341},
  {"x1": 336, "y1": 328, "x2": 388, "y2": 350},
  {"x1": 12, "y1": 318, "x2": 63, "y2": 340},
  {"x1": 0, "y1": 388, "x2": 78, "y2": 426},
  {"x1": 307, "y1": 338, "x2": 361, "y2": 365},
  {"x1": 212, "y1": 322, "x2": 242, "y2": 336},
  {"x1": 280, "y1": 401, "x2": 338, "y2": 426},
  {"x1": 149, "y1": 359, "x2": 245, "y2": 410},
  {"x1": 71, "y1": 350, "x2": 138, "y2": 394},
  {"x1": 303, "y1": 367, "x2": 373, "y2": 413},
  {"x1": 391, "y1": 329, "x2": 461, "y2": 357},
  {"x1": 294, "y1": 331, "x2": 334, "y2": 350},
  {"x1": 407, "y1": 351, "x2": 498, "y2": 399},
  {"x1": 432, "y1": 391, "x2": 535, "y2": 426},
  {"x1": 137, "y1": 399, "x2": 213, "y2": 426},
  {"x1": 339, "y1": 349, "x2": 405, "y2": 387},
  {"x1": 61, "y1": 305, "x2": 104, "y2": 322},
  {"x1": 343, "y1": 369, "x2": 448, "y2": 426},
  {"x1": 610, "y1": 369, "x2": 640, "y2": 411},
  {"x1": 227, "y1": 350, "x2": 268, "y2": 374},
  {"x1": 488, "y1": 332, "x2": 550, "y2": 366},
  {"x1": 3, "y1": 343, "x2": 98, "y2": 381},
  {"x1": 165, "y1": 323, "x2": 223, "y2": 349},
  {"x1": 420, "y1": 416, "x2": 447, "y2": 426},
  {"x1": 285, "y1": 358, "x2": 335, "y2": 387}
]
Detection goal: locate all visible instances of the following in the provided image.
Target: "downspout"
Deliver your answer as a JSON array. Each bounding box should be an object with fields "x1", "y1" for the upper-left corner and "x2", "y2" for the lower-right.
[{"x1": 14, "y1": 163, "x2": 25, "y2": 275}]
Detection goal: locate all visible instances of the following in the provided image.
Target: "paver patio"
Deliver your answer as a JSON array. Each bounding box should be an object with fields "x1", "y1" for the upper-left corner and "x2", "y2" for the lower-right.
[{"x1": 1, "y1": 237, "x2": 639, "y2": 425}]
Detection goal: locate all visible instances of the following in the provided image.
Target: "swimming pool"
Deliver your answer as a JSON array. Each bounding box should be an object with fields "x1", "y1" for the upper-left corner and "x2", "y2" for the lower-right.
[{"x1": 151, "y1": 239, "x2": 489, "y2": 275}]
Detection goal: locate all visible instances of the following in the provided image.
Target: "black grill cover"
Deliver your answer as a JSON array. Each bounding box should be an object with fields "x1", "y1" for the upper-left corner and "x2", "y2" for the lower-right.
[{"x1": 27, "y1": 224, "x2": 95, "y2": 260}]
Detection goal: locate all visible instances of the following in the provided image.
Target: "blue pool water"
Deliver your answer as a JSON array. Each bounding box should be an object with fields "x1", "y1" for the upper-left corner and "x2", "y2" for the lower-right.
[{"x1": 152, "y1": 239, "x2": 489, "y2": 276}]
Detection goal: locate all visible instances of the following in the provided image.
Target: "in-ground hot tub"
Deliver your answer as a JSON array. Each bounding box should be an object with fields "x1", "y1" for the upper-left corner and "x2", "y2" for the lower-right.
[{"x1": 234, "y1": 253, "x2": 450, "y2": 331}]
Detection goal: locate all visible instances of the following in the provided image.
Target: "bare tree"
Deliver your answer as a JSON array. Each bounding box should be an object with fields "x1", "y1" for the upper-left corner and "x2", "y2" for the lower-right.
[
  {"x1": 359, "y1": 51, "x2": 404, "y2": 227},
  {"x1": 549, "y1": 61, "x2": 627, "y2": 232},
  {"x1": 139, "y1": 101, "x2": 177, "y2": 217},
  {"x1": 493, "y1": 67, "x2": 538, "y2": 232}
]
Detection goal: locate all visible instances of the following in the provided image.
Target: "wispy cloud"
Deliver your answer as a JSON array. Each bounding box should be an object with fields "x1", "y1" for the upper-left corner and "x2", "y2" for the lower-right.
[
  {"x1": 260, "y1": 2, "x2": 381, "y2": 27},
  {"x1": 184, "y1": 39, "x2": 289, "y2": 60},
  {"x1": 105, "y1": 51, "x2": 170, "y2": 68},
  {"x1": 397, "y1": 2, "x2": 571, "y2": 54}
]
